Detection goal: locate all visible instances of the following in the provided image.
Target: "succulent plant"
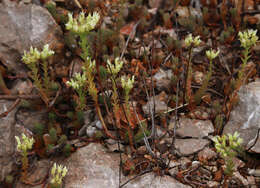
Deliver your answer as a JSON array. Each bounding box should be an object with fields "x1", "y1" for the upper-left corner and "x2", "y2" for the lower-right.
[{"x1": 50, "y1": 163, "x2": 68, "y2": 188}]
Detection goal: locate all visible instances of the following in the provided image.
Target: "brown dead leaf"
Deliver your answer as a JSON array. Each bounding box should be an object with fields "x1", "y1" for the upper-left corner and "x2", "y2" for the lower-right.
[
  {"x1": 201, "y1": 94, "x2": 211, "y2": 105},
  {"x1": 244, "y1": 0, "x2": 254, "y2": 10},
  {"x1": 122, "y1": 158, "x2": 135, "y2": 176},
  {"x1": 33, "y1": 136, "x2": 45, "y2": 157},
  {"x1": 43, "y1": 133, "x2": 52, "y2": 146},
  {"x1": 176, "y1": 171, "x2": 185, "y2": 181},
  {"x1": 180, "y1": 0, "x2": 190, "y2": 6},
  {"x1": 245, "y1": 16, "x2": 259, "y2": 25},
  {"x1": 214, "y1": 169, "x2": 223, "y2": 182},
  {"x1": 120, "y1": 22, "x2": 135, "y2": 36},
  {"x1": 130, "y1": 59, "x2": 146, "y2": 76}
]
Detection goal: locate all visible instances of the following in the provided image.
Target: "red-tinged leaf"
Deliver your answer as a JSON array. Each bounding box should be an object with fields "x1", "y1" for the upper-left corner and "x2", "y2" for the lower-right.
[
  {"x1": 120, "y1": 22, "x2": 135, "y2": 35},
  {"x1": 220, "y1": 0, "x2": 228, "y2": 30},
  {"x1": 176, "y1": 171, "x2": 184, "y2": 180},
  {"x1": 130, "y1": 59, "x2": 146, "y2": 76},
  {"x1": 43, "y1": 133, "x2": 52, "y2": 146},
  {"x1": 180, "y1": 0, "x2": 190, "y2": 6},
  {"x1": 209, "y1": 0, "x2": 218, "y2": 8},
  {"x1": 244, "y1": 0, "x2": 254, "y2": 10},
  {"x1": 122, "y1": 158, "x2": 135, "y2": 176},
  {"x1": 214, "y1": 169, "x2": 223, "y2": 182},
  {"x1": 201, "y1": 94, "x2": 211, "y2": 105},
  {"x1": 245, "y1": 16, "x2": 258, "y2": 25}
]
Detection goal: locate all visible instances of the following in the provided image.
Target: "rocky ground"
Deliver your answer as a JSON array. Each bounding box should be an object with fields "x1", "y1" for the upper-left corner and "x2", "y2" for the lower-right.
[{"x1": 0, "y1": 0, "x2": 260, "y2": 187}]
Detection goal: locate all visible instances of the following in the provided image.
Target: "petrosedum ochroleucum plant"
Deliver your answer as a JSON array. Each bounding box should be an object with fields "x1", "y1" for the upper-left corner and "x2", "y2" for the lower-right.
[
  {"x1": 66, "y1": 11, "x2": 99, "y2": 110},
  {"x1": 106, "y1": 57, "x2": 124, "y2": 112},
  {"x1": 66, "y1": 71, "x2": 87, "y2": 110},
  {"x1": 66, "y1": 58, "x2": 96, "y2": 110},
  {"x1": 15, "y1": 134, "x2": 35, "y2": 179},
  {"x1": 121, "y1": 75, "x2": 135, "y2": 117},
  {"x1": 194, "y1": 49, "x2": 220, "y2": 104},
  {"x1": 22, "y1": 44, "x2": 54, "y2": 94},
  {"x1": 65, "y1": 12, "x2": 115, "y2": 139},
  {"x1": 184, "y1": 34, "x2": 201, "y2": 102},
  {"x1": 66, "y1": 11, "x2": 100, "y2": 61},
  {"x1": 50, "y1": 163, "x2": 68, "y2": 188},
  {"x1": 238, "y1": 29, "x2": 258, "y2": 82},
  {"x1": 213, "y1": 132, "x2": 243, "y2": 176}
]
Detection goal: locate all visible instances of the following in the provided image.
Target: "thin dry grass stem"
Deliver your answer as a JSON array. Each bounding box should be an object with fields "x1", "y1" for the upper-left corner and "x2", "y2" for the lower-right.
[
  {"x1": 132, "y1": 101, "x2": 154, "y2": 157},
  {"x1": 120, "y1": 21, "x2": 140, "y2": 59},
  {"x1": 0, "y1": 94, "x2": 40, "y2": 100},
  {"x1": 48, "y1": 86, "x2": 61, "y2": 108},
  {"x1": 119, "y1": 169, "x2": 152, "y2": 188},
  {"x1": 95, "y1": 103, "x2": 117, "y2": 140},
  {"x1": 139, "y1": 73, "x2": 154, "y2": 140},
  {"x1": 167, "y1": 77, "x2": 180, "y2": 167},
  {"x1": 191, "y1": 85, "x2": 224, "y2": 97},
  {"x1": 94, "y1": 57, "x2": 115, "y2": 127},
  {"x1": 146, "y1": 38, "x2": 157, "y2": 140},
  {"x1": 185, "y1": 46, "x2": 194, "y2": 108},
  {"x1": 218, "y1": 51, "x2": 231, "y2": 75},
  {"x1": 139, "y1": 42, "x2": 156, "y2": 138},
  {"x1": 138, "y1": 104, "x2": 188, "y2": 125}
]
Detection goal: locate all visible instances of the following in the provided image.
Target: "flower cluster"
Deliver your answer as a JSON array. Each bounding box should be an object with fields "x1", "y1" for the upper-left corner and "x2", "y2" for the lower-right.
[
  {"x1": 107, "y1": 57, "x2": 124, "y2": 75},
  {"x1": 238, "y1": 29, "x2": 258, "y2": 49},
  {"x1": 66, "y1": 11, "x2": 100, "y2": 34},
  {"x1": 206, "y1": 49, "x2": 220, "y2": 61},
  {"x1": 22, "y1": 44, "x2": 54, "y2": 65},
  {"x1": 184, "y1": 34, "x2": 201, "y2": 47},
  {"x1": 66, "y1": 72, "x2": 87, "y2": 90},
  {"x1": 41, "y1": 44, "x2": 55, "y2": 60},
  {"x1": 67, "y1": 58, "x2": 96, "y2": 90},
  {"x1": 15, "y1": 133, "x2": 34, "y2": 154},
  {"x1": 50, "y1": 163, "x2": 68, "y2": 186},
  {"x1": 121, "y1": 75, "x2": 135, "y2": 94},
  {"x1": 213, "y1": 132, "x2": 243, "y2": 158},
  {"x1": 84, "y1": 57, "x2": 96, "y2": 71}
]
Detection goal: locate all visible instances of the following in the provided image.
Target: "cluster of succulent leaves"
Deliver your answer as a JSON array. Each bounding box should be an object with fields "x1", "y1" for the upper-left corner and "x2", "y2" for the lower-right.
[
  {"x1": 22, "y1": 44, "x2": 54, "y2": 93},
  {"x1": 237, "y1": 29, "x2": 259, "y2": 82},
  {"x1": 184, "y1": 34, "x2": 220, "y2": 105},
  {"x1": 50, "y1": 163, "x2": 68, "y2": 188},
  {"x1": 15, "y1": 134, "x2": 35, "y2": 180},
  {"x1": 33, "y1": 113, "x2": 72, "y2": 158},
  {"x1": 213, "y1": 132, "x2": 243, "y2": 176}
]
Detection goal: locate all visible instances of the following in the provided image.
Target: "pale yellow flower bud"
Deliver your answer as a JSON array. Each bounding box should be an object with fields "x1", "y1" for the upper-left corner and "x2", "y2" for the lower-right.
[
  {"x1": 107, "y1": 57, "x2": 124, "y2": 75},
  {"x1": 66, "y1": 11, "x2": 100, "y2": 34},
  {"x1": 15, "y1": 133, "x2": 34, "y2": 154},
  {"x1": 185, "y1": 34, "x2": 201, "y2": 47},
  {"x1": 206, "y1": 49, "x2": 220, "y2": 61},
  {"x1": 50, "y1": 163, "x2": 68, "y2": 186},
  {"x1": 238, "y1": 29, "x2": 258, "y2": 49},
  {"x1": 41, "y1": 44, "x2": 54, "y2": 60},
  {"x1": 121, "y1": 75, "x2": 135, "y2": 93}
]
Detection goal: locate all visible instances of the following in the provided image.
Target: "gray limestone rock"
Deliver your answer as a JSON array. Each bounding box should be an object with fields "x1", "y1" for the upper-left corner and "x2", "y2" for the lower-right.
[
  {"x1": 175, "y1": 138, "x2": 210, "y2": 156},
  {"x1": 0, "y1": 100, "x2": 18, "y2": 181},
  {"x1": 223, "y1": 81, "x2": 260, "y2": 153},
  {"x1": 16, "y1": 109, "x2": 47, "y2": 132},
  {"x1": 16, "y1": 160, "x2": 50, "y2": 188},
  {"x1": 0, "y1": 0, "x2": 64, "y2": 75},
  {"x1": 176, "y1": 118, "x2": 214, "y2": 138},
  {"x1": 63, "y1": 143, "x2": 191, "y2": 188}
]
